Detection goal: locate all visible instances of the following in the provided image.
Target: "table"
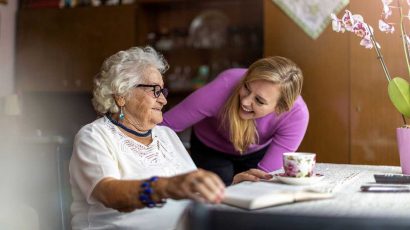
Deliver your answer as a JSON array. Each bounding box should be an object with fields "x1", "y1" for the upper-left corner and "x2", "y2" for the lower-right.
[
  {"x1": 222, "y1": 163, "x2": 410, "y2": 217},
  {"x1": 185, "y1": 163, "x2": 410, "y2": 230},
  {"x1": 261, "y1": 163, "x2": 409, "y2": 218}
]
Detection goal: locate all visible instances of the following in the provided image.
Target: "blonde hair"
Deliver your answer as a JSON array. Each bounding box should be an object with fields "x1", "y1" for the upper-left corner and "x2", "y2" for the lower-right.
[
  {"x1": 220, "y1": 56, "x2": 303, "y2": 153},
  {"x1": 92, "y1": 46, "x2": 168, "y2": 115}
]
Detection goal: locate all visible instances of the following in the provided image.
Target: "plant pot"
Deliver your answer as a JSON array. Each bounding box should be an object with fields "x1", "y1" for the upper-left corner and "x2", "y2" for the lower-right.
[{"x1": 397, "y1": 127, "x2": 410, "y2": 174}]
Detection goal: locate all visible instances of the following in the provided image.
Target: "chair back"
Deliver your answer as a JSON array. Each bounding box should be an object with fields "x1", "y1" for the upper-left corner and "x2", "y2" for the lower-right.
[{"x1": 56, "y1": 144, "x2": 73, "y2": 230}]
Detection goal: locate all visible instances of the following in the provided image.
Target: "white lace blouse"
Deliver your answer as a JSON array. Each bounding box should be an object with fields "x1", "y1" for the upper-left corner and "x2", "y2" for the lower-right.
[{"x1": 69, "y1": 116, "x2": 196, "y2": 230}]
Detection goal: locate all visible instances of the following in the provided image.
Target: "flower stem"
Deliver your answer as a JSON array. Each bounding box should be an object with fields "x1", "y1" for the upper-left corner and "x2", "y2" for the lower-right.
[
  {"x1": 367, "y1": 24, "x2": 407, "y2": 125},
  {"x1": 367, "y1": 25, "x2": 392, "y2": 82},
  {"x1": 398, "y1": 0, "x2": 408, "y2": 125},
  {"x1": 398, "y1": 0, "x2": 410, "y2": 79}
]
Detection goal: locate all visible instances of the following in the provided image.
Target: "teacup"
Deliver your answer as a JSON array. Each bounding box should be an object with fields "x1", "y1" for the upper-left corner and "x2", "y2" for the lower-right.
[{"x1": 283, "y1": 152, "x2": 316, "y2": 178}]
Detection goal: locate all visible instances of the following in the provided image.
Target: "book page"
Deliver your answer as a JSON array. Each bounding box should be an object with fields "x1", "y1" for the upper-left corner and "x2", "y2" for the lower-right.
[
  {"x1": 223, "y1": 181, "x2": 294, "y2": 209},
  {"x1": 223, "y1": 181, "x2": 329, "y2": 210},
  {"x1": 226, "y1": 181, "x2": 305, "y2": 197}
]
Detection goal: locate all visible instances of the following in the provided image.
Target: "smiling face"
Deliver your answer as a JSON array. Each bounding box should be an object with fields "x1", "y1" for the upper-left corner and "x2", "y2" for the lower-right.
[
  {"x1": 238, "y1": 80, "x2": 280, "y2": 120},
  {"x1": 120, "y1": 66, "x2": 167, "y2": 131}
]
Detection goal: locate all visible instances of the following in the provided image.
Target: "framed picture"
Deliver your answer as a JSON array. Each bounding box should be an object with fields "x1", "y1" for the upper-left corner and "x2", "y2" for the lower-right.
[{"x1": 0, "y1": 0, "x2": 7, "y2": 4}]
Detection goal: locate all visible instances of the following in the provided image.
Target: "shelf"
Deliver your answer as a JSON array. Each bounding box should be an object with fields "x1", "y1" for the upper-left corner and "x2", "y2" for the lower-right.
[
  {"x1": 19, "y1": 0, "x2": 139, "y2": 9},
  {"x1": 137, "y1": 0, "x2": 186, "y2": 4},
  {"x1": 158, "y1": 46, "x2": 260, "y2": 54},
  {"x1": 16, "y1": 0, "x2": 263, "y2": 96}
]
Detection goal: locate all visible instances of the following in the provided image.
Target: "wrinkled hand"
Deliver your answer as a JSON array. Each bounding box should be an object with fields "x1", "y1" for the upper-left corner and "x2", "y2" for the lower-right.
[
  {"x1": 162, "y1": 169, "x2": 225, "y2": 204},
  {"x1": 232, "y1": 168, "x2": 273, "y2": 185}
]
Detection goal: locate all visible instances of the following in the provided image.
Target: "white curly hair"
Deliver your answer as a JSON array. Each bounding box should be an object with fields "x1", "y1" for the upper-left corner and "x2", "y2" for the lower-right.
[{"x1": 92, "y1": 46, "x2": 169, "y2": 115}]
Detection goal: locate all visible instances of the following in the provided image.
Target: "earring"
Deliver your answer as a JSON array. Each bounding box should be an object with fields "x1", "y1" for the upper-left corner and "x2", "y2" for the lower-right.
[{"x1": 119, "y1": 106, "x2": 125, "y2": 120}]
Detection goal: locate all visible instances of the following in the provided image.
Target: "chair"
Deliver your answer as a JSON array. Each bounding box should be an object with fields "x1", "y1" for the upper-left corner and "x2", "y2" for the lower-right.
[
  {"x1": 185, "y1": 202, "x2": 410, "y2": 230},
  {"x1": 56, "y1": 144, "x2": 73, "y2": 230}
]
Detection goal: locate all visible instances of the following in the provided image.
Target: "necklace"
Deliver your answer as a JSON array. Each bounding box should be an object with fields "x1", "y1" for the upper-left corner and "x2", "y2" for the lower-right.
[{"x1": 106, "y1": 115, "x2": 152, "y2": 138}]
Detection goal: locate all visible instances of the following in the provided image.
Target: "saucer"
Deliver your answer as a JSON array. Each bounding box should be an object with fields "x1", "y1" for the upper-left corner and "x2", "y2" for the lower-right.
[{"x1": 274, "y1": 173, "x2": 324, "y2": 185}]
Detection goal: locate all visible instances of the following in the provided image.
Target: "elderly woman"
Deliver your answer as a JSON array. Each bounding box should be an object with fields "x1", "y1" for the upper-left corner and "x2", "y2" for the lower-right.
[{"x1": 69, "y1": 46, "x2": 271, "y2": 230}]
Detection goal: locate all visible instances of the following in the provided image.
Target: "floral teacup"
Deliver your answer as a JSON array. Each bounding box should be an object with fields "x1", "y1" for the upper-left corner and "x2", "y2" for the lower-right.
[{"x1": 283, "y1": 152, "x2": 316, "y2": 178}]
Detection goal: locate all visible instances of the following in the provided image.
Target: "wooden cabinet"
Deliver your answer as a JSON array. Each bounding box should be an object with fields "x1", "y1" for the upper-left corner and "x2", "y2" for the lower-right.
[
  {"x1": 15, "y1": 0, "x2": 263, "y2": 95},
  {"x1": 263, "y1": 0, "x2": 350, "y2": 165},
  {"x1": 348, "y1": 1, "x2": 404, "y2": 166},
  {"x1": 137, "y1": 0, "x2": 263, "y2": 109},
  {"x1": 16, "y1": 5, "x2": 137, "y2": 92},
  {"x1": 263, "y1": 0, "x2": 404, "y2": 166}
]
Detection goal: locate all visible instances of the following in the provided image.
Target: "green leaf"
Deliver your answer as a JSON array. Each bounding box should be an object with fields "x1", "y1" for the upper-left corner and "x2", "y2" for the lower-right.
[{"x1": 388, "y1": 77, "x2": 410, "y2": 118}]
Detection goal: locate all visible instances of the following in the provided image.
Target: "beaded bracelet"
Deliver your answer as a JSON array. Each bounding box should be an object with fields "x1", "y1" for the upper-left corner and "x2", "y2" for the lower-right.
[{"x1": 138, "y1": 176, "x2": 167, "y2": 208}]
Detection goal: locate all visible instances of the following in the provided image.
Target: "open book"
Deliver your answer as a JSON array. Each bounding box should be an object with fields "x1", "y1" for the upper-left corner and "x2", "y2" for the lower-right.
[{"x1": 223, "y1": 181, "x2": 332, "y2": 210}]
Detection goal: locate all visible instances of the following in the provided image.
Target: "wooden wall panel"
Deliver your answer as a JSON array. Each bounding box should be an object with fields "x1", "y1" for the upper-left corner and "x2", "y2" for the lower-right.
[
  {"x1": 264, "y1": 0, "x2": 405, "y2": 166},
  {"x1": 349, "y1": 1, "x2": 404, "y2": 165},
  {"x1": 263, "y1": 0, "x2": 350, "y2": 164},
  {"x1": 16, "y1": 5, "x2": 136, "y2": 92}
]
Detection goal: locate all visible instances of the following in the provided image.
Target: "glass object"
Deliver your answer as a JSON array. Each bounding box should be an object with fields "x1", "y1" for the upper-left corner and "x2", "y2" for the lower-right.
[
  {"x1": 188, "y1": 10, "x2": 229, "y2": 49},
  {"x1": 192, "y1": 65, "x2": 210, "y2": 89}
]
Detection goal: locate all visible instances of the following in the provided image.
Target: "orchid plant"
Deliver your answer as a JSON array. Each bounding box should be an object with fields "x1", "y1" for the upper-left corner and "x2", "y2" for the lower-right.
[{"x1": 331, "y1": 0, "x2": 410, "y2": 125}]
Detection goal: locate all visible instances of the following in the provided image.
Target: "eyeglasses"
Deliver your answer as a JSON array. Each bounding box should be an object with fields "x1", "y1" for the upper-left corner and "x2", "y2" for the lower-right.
[{"x1": 135, "y1": 84, "x2": 169, "y2": 98}]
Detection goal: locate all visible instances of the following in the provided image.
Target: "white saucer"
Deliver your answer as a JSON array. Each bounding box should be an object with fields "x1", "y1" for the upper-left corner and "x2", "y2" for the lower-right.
[{"x1": 274, "y1": 173, "x2": 325, "y2": 185}]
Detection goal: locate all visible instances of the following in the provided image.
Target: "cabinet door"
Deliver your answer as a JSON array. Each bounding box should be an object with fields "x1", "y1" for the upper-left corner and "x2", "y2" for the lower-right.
[
  {"x1": 264, "y1": 0, "x2": 405, "y2": 166},
  {"x1": 263, "y1": 0, "x2": 350, "y2": 164},
  {"x1": 349, "y1": 1, "x2": 403, "y2": 165},
  {"x1": 16, "y1": 5, "x2": 136, "y2": 92}
]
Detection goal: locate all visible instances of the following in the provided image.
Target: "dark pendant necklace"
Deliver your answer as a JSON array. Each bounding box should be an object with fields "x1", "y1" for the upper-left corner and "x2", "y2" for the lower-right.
[{"x1": 106, "y1": 115, "x2": 152, "y2": 137}]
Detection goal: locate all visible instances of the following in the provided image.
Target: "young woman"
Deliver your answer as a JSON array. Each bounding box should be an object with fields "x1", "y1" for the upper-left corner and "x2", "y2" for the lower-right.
[{"x1": 162, "y1": 57, "x2": 309, "y2": 185}]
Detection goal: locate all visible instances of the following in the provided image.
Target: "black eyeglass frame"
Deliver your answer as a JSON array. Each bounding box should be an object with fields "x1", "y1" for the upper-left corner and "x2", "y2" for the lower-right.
[{"x1": 135, "y1": 84, "x2": 169, "y2": 98}]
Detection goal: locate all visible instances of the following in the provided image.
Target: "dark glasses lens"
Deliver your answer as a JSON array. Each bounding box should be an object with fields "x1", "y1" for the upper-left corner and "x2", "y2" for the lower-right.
[
  {"x1": 136, "y1": 84, "x2": 168, "y2": 98},
  {"x1": 154, "y1": 86, "x2": 168, "y2": 98}
]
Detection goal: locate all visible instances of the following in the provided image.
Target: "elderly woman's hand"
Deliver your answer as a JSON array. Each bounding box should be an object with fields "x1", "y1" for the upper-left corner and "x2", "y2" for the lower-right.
[
  {"x1": 159, "y1": 169, "x2": 225, "y2": 204},
  {"x1": 91, "y1": 169, "x2": 224, "y2": 213},
  {"x1": 232, "y1": 169, "x2": 273, "y2": 185}
]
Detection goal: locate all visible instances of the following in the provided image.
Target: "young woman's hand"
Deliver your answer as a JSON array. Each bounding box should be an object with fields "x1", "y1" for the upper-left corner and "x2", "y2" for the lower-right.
[
  {"x1": 158, "y1": 169, "x2": 225, "y2": 204},
  {"x1": 232, "y1": 168, "x2": 273, "y2": 185}
]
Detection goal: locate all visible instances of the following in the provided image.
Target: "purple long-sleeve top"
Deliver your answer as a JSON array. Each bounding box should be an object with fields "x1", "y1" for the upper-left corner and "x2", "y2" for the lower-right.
[{"x1": 162, "y1": 68, "x2": 309, "y2": 172}]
